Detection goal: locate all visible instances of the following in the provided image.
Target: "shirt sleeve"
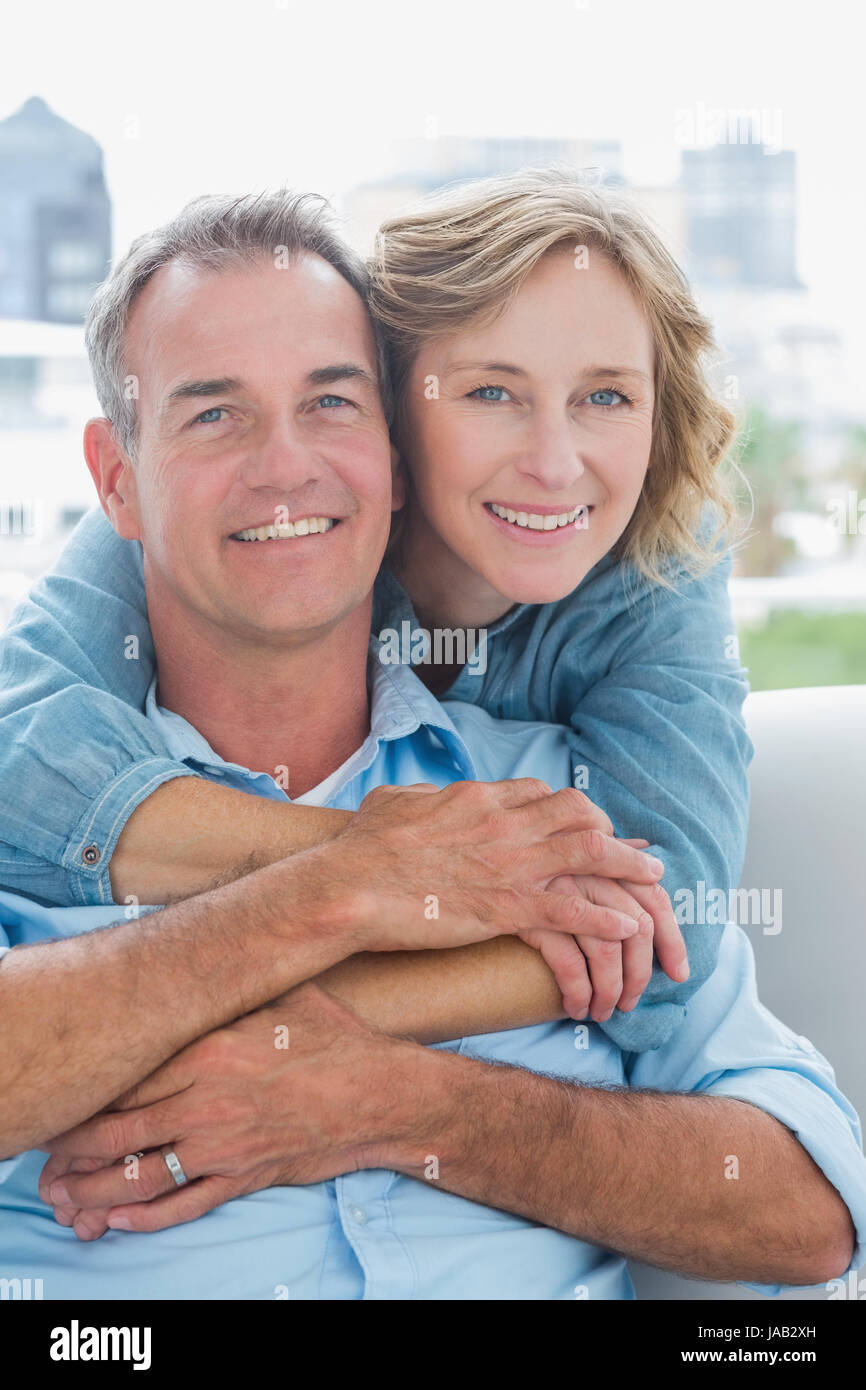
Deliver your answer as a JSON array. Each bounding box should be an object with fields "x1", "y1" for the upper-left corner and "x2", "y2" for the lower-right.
[
  {"x1": 625, "y1": 923, "x2": 866, "y2": 1295},
  {"x1": 545, "y1": 536, "x2": 753, "y2": 1052},
  {"x1": 0, "y1": 507, "x2": 199, "y2": 906},
  {"x1": 0, "y1": 913, "x2": 26, "y2": 1186}
]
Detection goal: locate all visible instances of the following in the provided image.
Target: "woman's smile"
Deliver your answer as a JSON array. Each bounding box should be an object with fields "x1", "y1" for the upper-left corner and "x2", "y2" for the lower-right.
[{"x1": 484, "y1": 501, "x2": 594, "y2": 545}]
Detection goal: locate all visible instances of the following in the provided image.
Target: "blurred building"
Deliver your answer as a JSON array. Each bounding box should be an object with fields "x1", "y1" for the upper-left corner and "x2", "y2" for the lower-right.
[
  {"x1": 0, "y1": 96, "x2": 111, "y2": 324},
  {"x1": 680, "y1": 132, "x2": 800, "y2": 290}
]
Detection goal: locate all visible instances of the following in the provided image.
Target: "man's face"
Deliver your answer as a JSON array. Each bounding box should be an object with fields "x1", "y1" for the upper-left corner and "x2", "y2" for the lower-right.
[{"x1": 112, "y1": 253, "x2": 397, "y2": 648}]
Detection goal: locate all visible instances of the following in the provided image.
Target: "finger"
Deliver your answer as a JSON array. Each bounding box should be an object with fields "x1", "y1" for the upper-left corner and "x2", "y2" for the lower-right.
[
  {"x1": 621, "y1": 839, "x2": 650, "y2": 848},
  {"x1": 618, "y1": 878, "x2": 689, "y2": 983},
  {"x1": 70, "y1": 1208, "x2": 112, "y2": 1242},
  {"x1": 529, "y1": 929, "x2": 593, "y2": 1019},
  {"x1": 51, "y1": 1203, "x2": 81, "y2": 1228},
  {"x1": 45, "y1": 1100, "x2": 185, "y2": 1164},
  {"x1": 527, "y1": 888, "x2": 642, "y2": 941},
  {"x1": 39, "y1": 1152, "x2": 107, "y2": 1205},
  {"x1": 542, "y1": 830, "x2": 665, "y2": 884},
  {"x1": 49, "y1": 1148, "x2": 184, "y2": 1210},
  {"x1": 522, "y1": 786, "x2": 614, "y2": 837},
  {"x1": 106, "y1": 1175, "x2": 236, "y2": 1233},
  {"x1": 618, "y1": 916, "x2": 655, "y2": 1011},
  {"x1": 576, "y1": 936, "x2": 624, "y2": 1023}
]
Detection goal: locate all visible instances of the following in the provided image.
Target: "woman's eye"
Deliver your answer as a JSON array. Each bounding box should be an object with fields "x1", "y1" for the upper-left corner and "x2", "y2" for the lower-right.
[
  {"x1": 193, "y1": 406, "x2": 228, "y2": 425},
  {"x1": 587, "y1": 389, "x2": 627, "y2": 408},
  {"x1": 468, "y1": 385, "x2": 512, "y2": 403},
  {"x1": 318, "y1": 394, "x2": 350, "y2": 409}
]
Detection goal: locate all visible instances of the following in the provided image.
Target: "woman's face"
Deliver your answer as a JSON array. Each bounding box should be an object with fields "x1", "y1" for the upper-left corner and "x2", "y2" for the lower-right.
[{"x1": 399, "y1": 247, "x2": 656, "y2": 617}]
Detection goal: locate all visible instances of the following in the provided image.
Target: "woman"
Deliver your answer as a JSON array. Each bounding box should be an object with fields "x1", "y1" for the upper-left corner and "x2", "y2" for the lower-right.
[{"x1": 0, "y1": 168, "x2": 752, "y2": 1050}]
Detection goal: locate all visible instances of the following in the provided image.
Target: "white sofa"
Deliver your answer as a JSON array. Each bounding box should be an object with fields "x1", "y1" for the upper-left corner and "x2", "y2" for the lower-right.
[{"x1": 629, "y1": 684, "x2": 866, "y2": 1300}]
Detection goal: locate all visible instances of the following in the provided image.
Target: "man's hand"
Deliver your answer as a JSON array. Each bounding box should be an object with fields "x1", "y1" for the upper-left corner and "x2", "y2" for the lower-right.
[
  {"x1": 38, "y1": 984, "x2": 410, "y2": 1240},
  {"x1": 334, "y1": 779, "x2": 666, "y2": 954}
]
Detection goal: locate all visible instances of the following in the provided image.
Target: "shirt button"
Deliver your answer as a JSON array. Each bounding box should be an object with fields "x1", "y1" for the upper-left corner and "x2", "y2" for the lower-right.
[
  {"x1": 82, "y1": 844, "x2": 101, "y2": 865},
  {"x1": 349, "y1": 1205, "x2": 368, "y2": 1225}
]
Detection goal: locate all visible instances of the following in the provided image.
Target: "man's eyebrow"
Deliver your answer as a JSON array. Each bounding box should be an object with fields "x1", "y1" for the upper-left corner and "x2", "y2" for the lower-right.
[
  {"x1": 163, "y1": 378, "x2": 245, "y2": 409},
  {"x1": 305, "y1": 363, "x2": 377, "y2": 389}
]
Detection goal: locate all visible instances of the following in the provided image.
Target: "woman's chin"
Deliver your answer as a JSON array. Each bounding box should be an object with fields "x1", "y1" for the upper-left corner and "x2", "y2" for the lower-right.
[{"x1": 494, "y1": 565, "x2": 593, "y2": 608}]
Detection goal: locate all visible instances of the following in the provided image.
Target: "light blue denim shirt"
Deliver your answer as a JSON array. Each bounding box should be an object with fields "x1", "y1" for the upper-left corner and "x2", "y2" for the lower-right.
[
  {"x1": 0, "y1": 653, "x2": 863, "y2": 1301},
  {"x1": 0, "y1": 505, "x2": 753, "y2": 1049}
]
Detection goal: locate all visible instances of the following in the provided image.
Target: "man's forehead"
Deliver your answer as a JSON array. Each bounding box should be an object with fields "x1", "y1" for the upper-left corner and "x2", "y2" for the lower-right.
[{"x1": 127, "y1": 253, "x2": 376, "y2": 381}]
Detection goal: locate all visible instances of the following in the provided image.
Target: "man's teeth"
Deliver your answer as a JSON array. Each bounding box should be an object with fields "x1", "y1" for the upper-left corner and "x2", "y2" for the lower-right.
[
  {"x1": 489, "y1": 504, "x2": 590, "y2": 530},
  {"x1": 234, "y1": 518, "x2": 337, "y2": 541}
]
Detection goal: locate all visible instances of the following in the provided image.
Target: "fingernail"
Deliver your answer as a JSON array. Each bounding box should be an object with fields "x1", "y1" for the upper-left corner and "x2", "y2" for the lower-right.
[
  {"x1": 50, "y1": 1182, "x2": 69, "y2": 1205},
  {"x1": 648, "y1": 857, "x2": 664, "y2": 875},
  {"x1": 108, "y1": 1216, "x2": 132, "y2": 1230}
]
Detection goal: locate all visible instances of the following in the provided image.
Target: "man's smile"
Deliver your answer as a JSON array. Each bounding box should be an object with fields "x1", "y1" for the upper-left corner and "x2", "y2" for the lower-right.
[{"x1": 230, "y1": 516, "x2": 342, "y2": 541}]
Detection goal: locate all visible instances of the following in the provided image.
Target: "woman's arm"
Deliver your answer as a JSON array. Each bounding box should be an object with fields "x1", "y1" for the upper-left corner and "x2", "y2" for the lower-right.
[
  {"x1": 538, "y1": 539, "x2": 753, "y2": 1051},
  {"x1": 110, "y1": 777, "x2": 354, "y2": 901}
]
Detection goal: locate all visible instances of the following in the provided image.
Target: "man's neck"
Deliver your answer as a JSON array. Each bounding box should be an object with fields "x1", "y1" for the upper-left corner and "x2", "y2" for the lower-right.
[{"x1": 149, "y1": 595, "x2": 373, "y2": 800}]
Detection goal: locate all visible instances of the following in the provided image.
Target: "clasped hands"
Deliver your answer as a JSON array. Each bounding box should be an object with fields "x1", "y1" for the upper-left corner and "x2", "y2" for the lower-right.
[{"x1": 38, "y1": 777, "x2": 686, "y2": 1239}]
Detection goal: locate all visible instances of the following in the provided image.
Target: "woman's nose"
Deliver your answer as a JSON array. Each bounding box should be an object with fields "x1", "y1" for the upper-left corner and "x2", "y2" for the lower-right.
[{"x1": 515, "y1": 420, "x2": 586, "y2": 491}]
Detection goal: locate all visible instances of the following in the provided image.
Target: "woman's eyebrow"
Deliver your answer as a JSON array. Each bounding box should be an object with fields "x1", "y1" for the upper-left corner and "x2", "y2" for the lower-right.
[
  {"x1": 443, "y1": 361, "x2": 528, "y2": 378},
  {"x1": 583, "y1": 365, "x2": 653, "y2": 384},
  {"x1": 443, "y1": 360, "x2": 652, "y2": 385}
]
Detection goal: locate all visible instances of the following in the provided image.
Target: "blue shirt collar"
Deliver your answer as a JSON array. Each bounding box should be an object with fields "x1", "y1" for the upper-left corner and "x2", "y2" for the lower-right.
[{"x1": 144, "y1": 641, "x2": 477, "y2": 798}]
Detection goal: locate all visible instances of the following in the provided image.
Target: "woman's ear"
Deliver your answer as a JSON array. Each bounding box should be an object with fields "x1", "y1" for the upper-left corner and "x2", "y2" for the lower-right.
[{"x1": 390, "y1": 441, "x2": 407, "y2": 512}]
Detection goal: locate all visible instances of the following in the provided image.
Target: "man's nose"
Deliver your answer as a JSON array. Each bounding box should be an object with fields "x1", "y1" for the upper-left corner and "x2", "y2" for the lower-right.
[
  {"x1": 515, "y1": 414, "x2": 586, "y2": 492},
  {"x1": 238, "y1": 418, "x2": 323, "y2": 492}
]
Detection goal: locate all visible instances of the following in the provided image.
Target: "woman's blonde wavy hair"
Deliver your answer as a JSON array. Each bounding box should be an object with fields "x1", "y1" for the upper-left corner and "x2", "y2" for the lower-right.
[{"x1": 369, "y1": 165, "x2": 745, "y2": 592}]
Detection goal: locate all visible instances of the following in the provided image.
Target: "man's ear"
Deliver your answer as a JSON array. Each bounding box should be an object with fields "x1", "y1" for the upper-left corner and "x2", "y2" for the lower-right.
[
  {"x1": 83, "y1": 418, "x2": 142, "y2": 540},
  {"x1": 390, "y1": 441, "x2": 407, "y2": 513}
]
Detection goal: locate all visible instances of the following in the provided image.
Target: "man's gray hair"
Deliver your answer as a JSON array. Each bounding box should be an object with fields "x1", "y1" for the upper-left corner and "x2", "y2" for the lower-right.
[{"x1": 84, "y1": 189, "x2": 392, "y2": 457}]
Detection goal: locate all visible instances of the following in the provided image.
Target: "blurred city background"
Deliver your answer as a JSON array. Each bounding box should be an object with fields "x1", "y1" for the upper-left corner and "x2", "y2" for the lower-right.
[{"x1": 1, "y1": 0, "x2": 864, "y2": 690}]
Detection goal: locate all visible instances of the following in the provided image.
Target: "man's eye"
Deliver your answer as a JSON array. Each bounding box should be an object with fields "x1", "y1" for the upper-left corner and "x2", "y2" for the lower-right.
[
  {"x1": 318, "y1": 395, "x2": 350, "y2": 409},
  {"x1": 467, "y1": 385, "x2": 512, "y2": 404},
  {"x1": 193, "y1": 407, "x2": 228, "y2": 425}
]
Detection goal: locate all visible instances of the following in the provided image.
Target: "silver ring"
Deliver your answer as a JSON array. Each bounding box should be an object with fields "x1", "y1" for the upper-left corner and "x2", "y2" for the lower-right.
[{"x1": 163, "y1": 1150, "x2": 188, "y2": 1186}]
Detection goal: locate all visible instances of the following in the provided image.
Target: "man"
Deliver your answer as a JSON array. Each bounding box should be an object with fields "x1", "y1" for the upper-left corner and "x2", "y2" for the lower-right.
[{"x1": 0, "y1": 192, "x2": 863, "y2": 1301}]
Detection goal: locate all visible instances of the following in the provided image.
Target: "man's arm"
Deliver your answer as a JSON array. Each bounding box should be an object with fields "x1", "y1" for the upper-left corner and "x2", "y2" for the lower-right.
[
  {"x1": 0, "y1": 779, "x2": 658, "y2": 1156},
  {"x1": 0, "y1": 851, "x2": 354, "y2": 1158},
  {"x1": 376, "y1": 1044, "x2": 855, "y2": 1286}
]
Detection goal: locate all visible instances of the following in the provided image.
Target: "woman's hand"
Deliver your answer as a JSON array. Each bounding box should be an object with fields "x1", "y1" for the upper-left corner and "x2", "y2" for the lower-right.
[{"x1": 520, "y1": 865, "x2": 687, "y2": 1024}]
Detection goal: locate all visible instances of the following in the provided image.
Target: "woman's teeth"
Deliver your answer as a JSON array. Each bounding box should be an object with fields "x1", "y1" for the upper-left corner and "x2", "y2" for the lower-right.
[
  {"x1": 488, "y1": 503, "x2": 590, "y2": 530},
  {"x1": 233, "y1": 518, "x2": 336, "y2": 541}
]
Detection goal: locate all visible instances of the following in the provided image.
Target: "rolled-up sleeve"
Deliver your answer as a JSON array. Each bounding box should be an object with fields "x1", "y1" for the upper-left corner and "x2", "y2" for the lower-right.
[
  {"x1": 545, "y1": 544, "x2": 754, "y2": 1050},
  {"x1": 0, "y1": 508, "x2": 198, "y2": 906},
  {"x1": 626, "y1": 923, "x2": 866, "y2": 1294}
]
